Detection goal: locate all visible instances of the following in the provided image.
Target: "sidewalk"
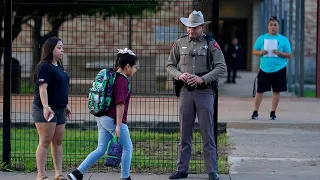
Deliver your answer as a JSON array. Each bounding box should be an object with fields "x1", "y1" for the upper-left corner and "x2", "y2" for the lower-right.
[
  {"x1": 218, "y1": 96, "x2": 320, "y2": 127},
  {"x1": 219, "y1": 72, "x2": 320, "y2": 180},
  {"x1": 228, "y1": 128, "x2": 320, "y2": 180},
  {"x1": 0, "y1": 172, "x2": 231, "y2": 180}
]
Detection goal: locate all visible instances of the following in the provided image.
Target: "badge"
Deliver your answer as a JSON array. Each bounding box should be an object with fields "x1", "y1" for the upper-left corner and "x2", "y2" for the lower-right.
[{"x1": 203, "y1": 45, "x2": 208, "y2": 49}]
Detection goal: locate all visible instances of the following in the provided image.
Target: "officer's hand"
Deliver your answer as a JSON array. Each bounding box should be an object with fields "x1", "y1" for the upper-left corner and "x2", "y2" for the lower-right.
[
  {"x1": 187, "y1": 74, "x2": 204, "y2": 86},
  {"x1": 178, "y1": 73, "x2": 190, "y2": 83}
]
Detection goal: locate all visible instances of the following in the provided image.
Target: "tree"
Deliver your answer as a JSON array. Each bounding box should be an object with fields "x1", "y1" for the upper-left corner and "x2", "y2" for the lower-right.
[{"x1": 0, "y1": 0, "x2": 166, "y2": 75}]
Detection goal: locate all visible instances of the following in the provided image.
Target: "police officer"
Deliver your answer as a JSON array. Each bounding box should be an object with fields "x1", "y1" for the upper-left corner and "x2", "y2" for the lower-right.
[{"x1": 166, "y1": 11, "x2": 227, "y2": 180}]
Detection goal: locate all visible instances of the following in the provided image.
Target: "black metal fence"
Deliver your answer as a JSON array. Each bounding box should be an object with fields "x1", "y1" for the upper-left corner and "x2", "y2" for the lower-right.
[{"x1": 1, "y1": 0, "x2": 220, "y2": 174}]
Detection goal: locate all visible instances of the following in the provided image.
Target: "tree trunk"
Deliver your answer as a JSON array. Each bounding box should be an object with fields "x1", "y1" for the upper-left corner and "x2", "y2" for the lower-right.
[
  {"x1": 32, "y1": 16, "x2": 62, "y2": 75},
  {"x1": 0, "y1": 39, "x2": 3, "y2": 76},
  {"x1": 32, "y1": 16, "x2": 42, "y2": 74},
  {"x1": 0, "y1": 10, "x2": 31, "y2": 75}
]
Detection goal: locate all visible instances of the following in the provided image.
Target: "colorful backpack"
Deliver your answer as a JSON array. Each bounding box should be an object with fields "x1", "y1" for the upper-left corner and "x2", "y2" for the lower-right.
[{"x1": 88, "y1": 68, "x2": 130, "y2": 117}]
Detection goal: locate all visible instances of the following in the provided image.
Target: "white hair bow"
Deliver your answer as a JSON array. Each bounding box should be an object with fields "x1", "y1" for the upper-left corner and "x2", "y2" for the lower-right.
[{"x1": 117, "y1": 48, "x2": 136, "y2": 56}]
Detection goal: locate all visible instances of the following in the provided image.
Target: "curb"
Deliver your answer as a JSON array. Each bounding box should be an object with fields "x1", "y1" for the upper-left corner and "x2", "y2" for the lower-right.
[{"x1": 227, "y1": 122, "x2": 320, "y2": 131}]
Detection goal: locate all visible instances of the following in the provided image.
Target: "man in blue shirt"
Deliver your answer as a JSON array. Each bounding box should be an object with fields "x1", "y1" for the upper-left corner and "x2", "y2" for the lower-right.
[{"x1": 251, "y1": 16, "x2": 292, "y2": 120}]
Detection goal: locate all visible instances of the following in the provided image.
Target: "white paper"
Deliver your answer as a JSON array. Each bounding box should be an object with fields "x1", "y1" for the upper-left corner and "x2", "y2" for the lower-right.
[{"x1": 264, "y1": 39, "x2": 278, "y2": 57}]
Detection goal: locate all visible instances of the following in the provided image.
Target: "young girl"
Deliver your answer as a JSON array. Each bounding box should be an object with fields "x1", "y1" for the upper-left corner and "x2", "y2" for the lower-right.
[
  {"x1": 68, "y1": 48, "x2": 138, "y2": 180},
  {"x1": 32, "y1": 37, "x2": 71, "y2": 180}
]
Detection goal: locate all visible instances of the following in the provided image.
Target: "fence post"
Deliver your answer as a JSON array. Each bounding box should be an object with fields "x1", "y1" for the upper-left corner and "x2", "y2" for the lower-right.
[
  {"x1": 212, "y1": 0, "x2": 219, "y2": 155},
  {"x1": 295, "y1": 0, "x2": 301, "y2": 96},
  {"x1": 299, "y1": 0, "x2": 305, "y2": 97},
  {"x1": 317, "y1": 0, "x2": 320, "y2": 98},
  {"x1": 3, "y1": 0, "x2": 12, "y2": 166}
]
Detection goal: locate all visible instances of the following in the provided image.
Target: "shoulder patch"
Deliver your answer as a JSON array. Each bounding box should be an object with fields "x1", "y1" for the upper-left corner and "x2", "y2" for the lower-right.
[
  {"x1": 172, "y1": 42, "x2": 176, "y2": 48},
  {"x1": 213, "y1": 41, "x2": 221, "y2": 50}
]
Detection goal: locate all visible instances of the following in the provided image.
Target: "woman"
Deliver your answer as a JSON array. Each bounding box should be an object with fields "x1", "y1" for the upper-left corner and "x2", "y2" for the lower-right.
[
  {"x1": 251, "y1": 16, "x2": 292, "y2": 120},
  {"x1": 32, "y1": 37, "x2": 71, "y2": 180}
]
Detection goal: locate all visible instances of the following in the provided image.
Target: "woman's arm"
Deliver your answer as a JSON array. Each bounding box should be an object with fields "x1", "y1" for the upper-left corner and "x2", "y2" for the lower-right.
[
  {"x1": 253, "y1": 50, "x2": 268, "y2": 56},
  {"x1": 273, "y1": 50, "x2": 292, "y2": 58},
  {"x1": 39, "y1": 83, "x2": 54, "y2": 121},
  {"x1": 278, "y1": 52, "x2": 292, "y2": 58}
]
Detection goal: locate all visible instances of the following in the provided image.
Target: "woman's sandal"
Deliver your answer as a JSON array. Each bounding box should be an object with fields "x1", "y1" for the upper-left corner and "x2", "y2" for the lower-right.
[
  {"x1": 54, "y1": 175, "x2": 67, "y2": 180},
  {"x1": 38, "y1": 176, "x2": 51, "y2": 180}
]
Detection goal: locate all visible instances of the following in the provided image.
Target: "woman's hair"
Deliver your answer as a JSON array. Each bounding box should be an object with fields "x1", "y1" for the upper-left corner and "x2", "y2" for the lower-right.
[
  {"x1": 268, "y1": 16, "x2": 279, "y2": 23},
  {"x1": 40, "y1": 36, "x2": 63, "y2": 65},
  {"x1": 114, "y1": 52, "x2": 138, "y2": 70},
  {"x1": 33, "y1": 37, "x2": 63, "y2": 81}
]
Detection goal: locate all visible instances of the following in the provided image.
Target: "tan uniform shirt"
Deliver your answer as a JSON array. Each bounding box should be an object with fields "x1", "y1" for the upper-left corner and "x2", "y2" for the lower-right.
[{"x1": 166, "y1": 34, "x2": 227, "y2": 83}]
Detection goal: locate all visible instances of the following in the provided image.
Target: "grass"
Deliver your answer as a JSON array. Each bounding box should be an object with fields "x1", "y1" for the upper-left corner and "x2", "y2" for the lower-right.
[
  {"x1": 303, "y1": 89, "x2": 316, "y2": 97},
  {"x1": 289, "y1": 88, "x2": 316, "y2": 97},
  {"x1": 20, "y1": 81, "x2": 33, "y2": 94},
  {"x1": 0, "y1": 128, "x2": 230, "y2": 174},
  {"x1": 0, "y1": 128, "x2": 231, "y2": 174}
]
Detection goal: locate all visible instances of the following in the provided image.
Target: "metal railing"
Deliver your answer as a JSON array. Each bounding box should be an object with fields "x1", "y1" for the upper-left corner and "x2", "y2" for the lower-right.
[{"x1": 1, "y1": 0, "x2": 219, "y2": 174}]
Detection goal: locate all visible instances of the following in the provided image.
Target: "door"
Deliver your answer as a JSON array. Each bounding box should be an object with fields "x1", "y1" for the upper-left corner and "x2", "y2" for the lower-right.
[{"x1": 218, "y1": 18, "x2": 248, "y2": 70}]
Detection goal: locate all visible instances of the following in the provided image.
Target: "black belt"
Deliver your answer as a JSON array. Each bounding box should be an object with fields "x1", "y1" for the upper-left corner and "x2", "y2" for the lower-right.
[{"x1": 184, "y1": 82, "x2": 212, "y2": 91}]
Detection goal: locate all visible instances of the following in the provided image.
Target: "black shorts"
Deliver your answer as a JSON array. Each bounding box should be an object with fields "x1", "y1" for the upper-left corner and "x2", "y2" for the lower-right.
[
  {"x1": 257, "y1": 67, "x2": 287, "y2": 93},
  {"x1": 32, "y1": 103, "x2": 66, "y2": 125}
]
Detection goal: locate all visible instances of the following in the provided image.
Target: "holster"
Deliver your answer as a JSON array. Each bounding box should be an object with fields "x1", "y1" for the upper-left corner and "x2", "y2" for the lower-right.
[{"x1": 173, "y1": 79, "x2": 184, "y2": 97}]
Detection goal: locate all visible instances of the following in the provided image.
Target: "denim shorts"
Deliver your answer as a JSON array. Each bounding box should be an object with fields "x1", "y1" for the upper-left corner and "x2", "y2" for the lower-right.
[{"x1": 32, "y1": 103, "x2": 66, "y2": 125}]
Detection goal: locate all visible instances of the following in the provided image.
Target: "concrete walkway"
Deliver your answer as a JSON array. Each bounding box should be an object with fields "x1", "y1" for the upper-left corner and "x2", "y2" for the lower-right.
[
  {"x1": 218, "y1": 71, "x2": 320, "y2": 179},
  {"x1": 228, "y1": 128, "x2": 320, "y2": 180},
  {"x1": 218, "y1": 72, "x2": 320, "y2": 180},
  {"x1": 0, "y1": 172, "x2": 231, "y2": 180}
]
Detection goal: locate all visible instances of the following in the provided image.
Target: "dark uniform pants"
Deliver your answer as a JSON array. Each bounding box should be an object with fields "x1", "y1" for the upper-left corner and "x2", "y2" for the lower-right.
[{"x1": 177, "y1": 86, "x2": 218, "y2": 173}]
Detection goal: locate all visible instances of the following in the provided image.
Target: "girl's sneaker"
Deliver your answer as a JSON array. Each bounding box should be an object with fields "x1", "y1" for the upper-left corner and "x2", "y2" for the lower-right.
[{"x1": 67, "y1": 169, "x2": 83, "y2": 180}]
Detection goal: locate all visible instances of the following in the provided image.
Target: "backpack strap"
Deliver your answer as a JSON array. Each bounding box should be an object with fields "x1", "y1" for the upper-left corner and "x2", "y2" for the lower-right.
[
  {"x1": 203, "y1": 34, "x2": 214, "y2": 71},
  {"x1": 204, "y1": 34, "x2": 220, "y2": 89}
]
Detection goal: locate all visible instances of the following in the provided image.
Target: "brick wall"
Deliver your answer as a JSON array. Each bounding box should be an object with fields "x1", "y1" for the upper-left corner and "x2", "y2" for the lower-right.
[
  {"x1": 252, "y1": 1, "x2": 262, "y2": 71},
  {"x1": 303, "y1": 0, "x2": 317, "y2": 58}
]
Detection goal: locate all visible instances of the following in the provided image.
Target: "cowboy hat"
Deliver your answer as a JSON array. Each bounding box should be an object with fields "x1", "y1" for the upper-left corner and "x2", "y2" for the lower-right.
[{"x1": 180, "y1": 10, "x2": 211, "y2": 27}]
